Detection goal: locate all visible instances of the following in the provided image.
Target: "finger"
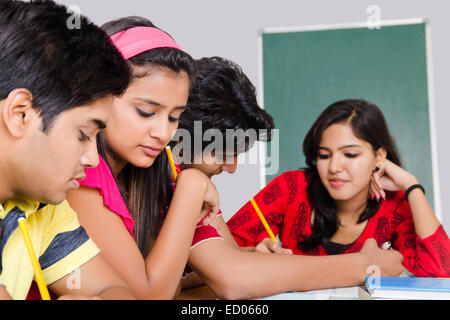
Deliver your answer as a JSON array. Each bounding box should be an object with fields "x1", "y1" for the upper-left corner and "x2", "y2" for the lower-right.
[
  {"x1": 198, "y1": 206, "x2": 210, "y2": 224},
  {"x1": 203, "y1": 216, "x2": 211, "y2": 225},
  {"x1": 371, "y1": 175, "x2": 385, "y2": 200},
  {"x1": 281, "y1": 248, "x2": 293, "y2": 255},
  {"x1": 362, "y1": 237, "x2": 378, "y2": 251},
  {"x1": 376, "y1": 164, "x2": 388, "y2": 198},
  {"x1": 369, "y1": 179, "x2": 381, "y2": 200},
  {"x1": 369, "y1": 180, "x2": 378, "y2": 199},
  {"x1": 375, "y1": 177, "x2": 386, "y2": 200},
  {"x1": 255, "y1": 242, "x2": 271, "y2": 253},
  {"x1": 203, "y1": 214, "x2": 218, "y2": 226},
  {"x1": 268, "y1": 240, "x2": 282, "y2": 253},
  {"x1": 372, "y1": 170, "x2": 383, "y2": 191},
  {"x1": 203, "y1": 205, "x2": 220, "y2": 225}
]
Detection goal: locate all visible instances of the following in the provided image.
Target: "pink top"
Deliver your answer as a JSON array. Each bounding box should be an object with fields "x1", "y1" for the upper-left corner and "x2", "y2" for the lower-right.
[
  {"x1": 79, "y1": 157, "x2": 222, "y2": 279},
  {"x1": 80, "y1": 155, "x2": 135, "y2": 238}
]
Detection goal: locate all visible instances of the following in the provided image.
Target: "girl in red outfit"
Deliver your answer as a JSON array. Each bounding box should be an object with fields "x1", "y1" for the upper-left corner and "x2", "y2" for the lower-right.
[{"x1": 228, "y1": 99, "x2": 450, "y2": 278}]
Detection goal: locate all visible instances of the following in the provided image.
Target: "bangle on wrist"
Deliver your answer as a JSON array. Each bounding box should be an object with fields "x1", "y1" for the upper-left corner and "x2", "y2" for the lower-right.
[{"x1": 404, "y1": 184, "x2": 425, "y2": 202}]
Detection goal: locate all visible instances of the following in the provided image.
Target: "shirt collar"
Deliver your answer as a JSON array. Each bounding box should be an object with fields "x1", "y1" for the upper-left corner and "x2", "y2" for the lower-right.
[{"x1": 0, "y1": 197, "x2": 43, "y2": 220}]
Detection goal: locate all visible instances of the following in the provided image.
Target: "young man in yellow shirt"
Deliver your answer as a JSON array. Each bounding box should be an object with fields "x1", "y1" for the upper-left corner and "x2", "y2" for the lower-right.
[{"x1": 0, "y1": 0, "x2": 134, "y2": 299}]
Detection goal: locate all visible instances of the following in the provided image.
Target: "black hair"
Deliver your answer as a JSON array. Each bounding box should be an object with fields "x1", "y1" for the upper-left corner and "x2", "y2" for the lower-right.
[
  {"x1": 99, "y1": 16, "x2": 196, "y2": 256},
  {"x1": 178, "y1": 56, "x2": 275, "y2": 160},
  {"x1": 0, "y1": 0, "x2": 130, "y2": 132},
  {"x1": 300, "y1": 99, "x2": 402, "y2": 251}
]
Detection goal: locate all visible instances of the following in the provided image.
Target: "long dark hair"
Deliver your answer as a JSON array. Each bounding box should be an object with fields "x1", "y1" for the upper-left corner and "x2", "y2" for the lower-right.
[
  {"x1": 301, "y1": 99, "x2": 402, "y2": 251},
  {"x1": 100, "y1": 16, "x2": 197, "y2": 256}
]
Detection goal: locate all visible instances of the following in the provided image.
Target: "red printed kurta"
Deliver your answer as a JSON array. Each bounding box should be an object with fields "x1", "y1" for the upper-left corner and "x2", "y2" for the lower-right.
[{"x1": 227, "y1": 170, "x2": 450, "y2": 277}]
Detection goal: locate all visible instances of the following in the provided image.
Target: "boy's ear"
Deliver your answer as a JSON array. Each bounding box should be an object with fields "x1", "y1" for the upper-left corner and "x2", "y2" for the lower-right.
[{"x1": 1, "y1": 88, "x2": 35, "y2": 138}]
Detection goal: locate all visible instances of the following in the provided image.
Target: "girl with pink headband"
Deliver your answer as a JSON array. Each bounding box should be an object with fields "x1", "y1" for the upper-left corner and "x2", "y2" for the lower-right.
[{"x1": 61, "y1": 16, "x2": 220, "y2": 299}]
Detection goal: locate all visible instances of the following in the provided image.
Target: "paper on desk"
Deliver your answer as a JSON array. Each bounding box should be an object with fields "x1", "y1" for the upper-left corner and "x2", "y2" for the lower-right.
[{"x1": 258, "y1": 286, "x2": 373, "y2": 300}]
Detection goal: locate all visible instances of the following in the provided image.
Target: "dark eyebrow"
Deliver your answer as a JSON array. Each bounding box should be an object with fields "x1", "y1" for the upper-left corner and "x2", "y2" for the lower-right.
[
  {"x1": 318, "y1": 144, "x2": 362, "y2": 151},
  {"x1": 134, "y1": 97, "x2": 186, "y2": 110},
  {"x1": 90, "y1": 119, "x2": 107, "y2": 130}
]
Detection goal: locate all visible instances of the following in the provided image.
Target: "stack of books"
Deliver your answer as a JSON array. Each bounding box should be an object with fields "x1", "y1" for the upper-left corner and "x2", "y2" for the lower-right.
[{"x1": 365, "y1": 276, "x2": 450, "y2": 300}]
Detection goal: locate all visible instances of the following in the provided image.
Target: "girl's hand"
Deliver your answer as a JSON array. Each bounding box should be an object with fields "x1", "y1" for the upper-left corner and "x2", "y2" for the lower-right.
[
  {"x1": 369, "y1": 159, "x2": 419, "y2": 200},
  {"x1": 176, "y1": 168, "x2": 220, "y2": 225},
  {"x1": 201, "y1": 178, "x2": 220, "y2": 225},
  {"x1": 254, "y1": 238, "x2": 293, "y2": 255}
]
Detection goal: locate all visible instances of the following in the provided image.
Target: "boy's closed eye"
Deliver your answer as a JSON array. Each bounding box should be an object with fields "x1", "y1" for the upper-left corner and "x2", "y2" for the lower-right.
[{"x1": 79, "y1": 130, "x2": 91, "y2": 142}]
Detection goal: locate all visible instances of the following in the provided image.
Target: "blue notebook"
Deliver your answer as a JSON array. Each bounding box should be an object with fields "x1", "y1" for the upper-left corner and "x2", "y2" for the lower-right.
[{"x1": 365, "y1": 276, "x2": 450, "y2": 300}]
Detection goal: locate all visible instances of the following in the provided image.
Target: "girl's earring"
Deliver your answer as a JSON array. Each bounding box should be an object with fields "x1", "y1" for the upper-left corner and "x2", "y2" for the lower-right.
[{"x1": 374, "y1": 160, "x2": 384, "y2": 172}]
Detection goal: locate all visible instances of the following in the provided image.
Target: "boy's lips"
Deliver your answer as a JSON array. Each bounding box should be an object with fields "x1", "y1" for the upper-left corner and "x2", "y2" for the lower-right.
[
  {"x1": 69, "y1": 174, "x2": 86, "y2": 189},
  {"x1": 74, "y1": 174, "x2": 86, "y2": 181},
  {"x1": 69, "y1": 178, "x2": 80, "y2": 189}
]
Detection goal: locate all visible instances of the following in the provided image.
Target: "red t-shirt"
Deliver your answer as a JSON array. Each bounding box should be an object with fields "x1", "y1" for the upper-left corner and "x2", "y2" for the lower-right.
[{"x1": 227, "y1": 170, "x2": 450, "y2": 278}]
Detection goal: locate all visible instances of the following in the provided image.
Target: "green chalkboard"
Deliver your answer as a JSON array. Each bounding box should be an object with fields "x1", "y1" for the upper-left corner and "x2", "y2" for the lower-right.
[{"x1": 261, "y1": 21, "x2": 438, "y2": 211}]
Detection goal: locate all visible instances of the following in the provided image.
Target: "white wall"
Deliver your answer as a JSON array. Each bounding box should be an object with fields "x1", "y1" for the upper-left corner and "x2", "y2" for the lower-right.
[{"x1": 56, "y1": 0, "x2": 450, "y2": 233}]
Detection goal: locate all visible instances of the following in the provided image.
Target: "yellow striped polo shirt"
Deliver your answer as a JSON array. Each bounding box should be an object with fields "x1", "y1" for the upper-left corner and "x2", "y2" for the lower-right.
[{"x1": 0, "y1": 197, "x2": 99, "y2": 299}]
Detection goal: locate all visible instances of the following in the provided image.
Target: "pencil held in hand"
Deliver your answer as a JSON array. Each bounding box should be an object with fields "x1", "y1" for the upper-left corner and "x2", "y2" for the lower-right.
[
  {"x1": 250, "y1": 198, "x2": 279, "y2": 244},
  {"x1": 18, "y1": 217, "x2": 51, "y2": 300},
  {"x1": 165, "y1": 146, "x2": 178, "y2": 180}
]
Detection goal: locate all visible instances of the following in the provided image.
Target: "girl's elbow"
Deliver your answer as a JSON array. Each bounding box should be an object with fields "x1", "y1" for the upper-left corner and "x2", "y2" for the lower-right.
[{"x1": 207, "y1": 274, "x2": 256, "y2": 300}]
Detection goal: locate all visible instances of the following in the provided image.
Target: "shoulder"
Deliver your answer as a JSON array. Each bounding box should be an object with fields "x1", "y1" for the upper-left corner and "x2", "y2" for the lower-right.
[
  {"x1": 39, "y1": 200, "x2": 82, "y2": 232},
  {"x1": 259, "y1": 170, "x2": 308, "y2": 206},
  {"x1": 269, "y1": 170, "x2": 308, "y2": 186},
  {"x1": 270, "y1": 170, "x2": 308, "y2": 195},
  {"x1": 279, "y1": 170, "x2": 308, "y2": 185}
]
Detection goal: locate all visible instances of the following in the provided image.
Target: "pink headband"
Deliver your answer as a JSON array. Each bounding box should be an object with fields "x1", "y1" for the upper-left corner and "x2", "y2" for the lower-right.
[{"x1": 109, "y1": 26, "x2": 183, "y2": 60}]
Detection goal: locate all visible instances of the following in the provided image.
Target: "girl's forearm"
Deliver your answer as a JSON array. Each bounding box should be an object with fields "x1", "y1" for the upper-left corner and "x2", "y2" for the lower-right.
[
  {"x1": 406, "y1": 187, "x2": 441, "y2": 239},
  {"x1": 191, "y1": 242, "x2": 370, "y2": 300},
  {"x1": 143, "y1": 171, "x2": 208, "y2": 298}
]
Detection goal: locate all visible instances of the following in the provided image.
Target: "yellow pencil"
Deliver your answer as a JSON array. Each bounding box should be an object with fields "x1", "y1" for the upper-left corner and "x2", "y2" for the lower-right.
[
  {"x1": 250, "y1": 198, "x2": 279, "y2": 244},
  {"x1": 17, "y1": 217, "x2": 51, "y2": 300},
  {"x1": 165, "y1": 146, "x2": 178, "y2": 180}
]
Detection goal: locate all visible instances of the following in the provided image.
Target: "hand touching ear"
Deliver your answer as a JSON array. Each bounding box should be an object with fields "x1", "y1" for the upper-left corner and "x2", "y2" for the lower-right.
[{"x1": 369, "y1": 159, "x2": 418, "y2": 201}]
